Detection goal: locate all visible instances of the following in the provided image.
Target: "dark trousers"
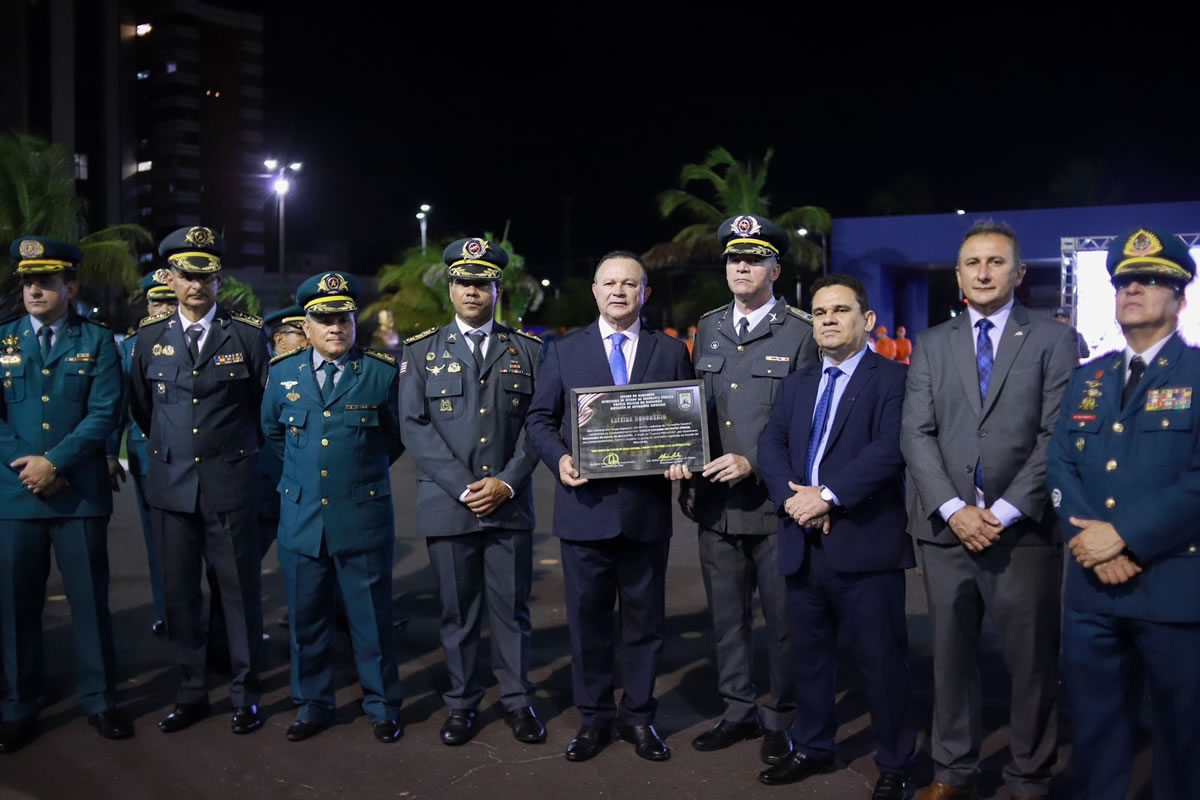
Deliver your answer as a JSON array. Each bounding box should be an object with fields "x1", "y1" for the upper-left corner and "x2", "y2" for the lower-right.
[
  {"x1": 698, "y1": 528, "x2": 794, "y2": 731},
  {"x1": 1064, "y1": 609, "x2": 1200, "y2": 800},
  {"x1": 279, "y1": 540, "x2": 401, "y2": 724},
  {"x1": 917, "y1": 541, "x2": 1061, "y2": 795},
  {"x1": 131, "y1": 474, "x2": 165, "y2": 618},
  {"x1": 787, "y1": 538, "x2": 915, "y2": 773},
  {"x1": 155, "y1": 505, "x2": 262, "y2": 706},
  {"x1": 0, "y1": 517, "x2": 116, "y2": 719},
  {"x1": 427, "y1": 531, "x2": 533, "y2": 712},
  {"x1": 560, "y1": 535, "x2": 669, "y2": 727}
]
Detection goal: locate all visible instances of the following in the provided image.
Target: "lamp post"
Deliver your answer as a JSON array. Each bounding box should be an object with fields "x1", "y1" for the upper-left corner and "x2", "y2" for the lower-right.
[
  {"x1": 266, "y1": 159, "x2": 302, "y2": 274},
  {"x1": 416, "y1": 203, "x2": 431, "y2": 254}
]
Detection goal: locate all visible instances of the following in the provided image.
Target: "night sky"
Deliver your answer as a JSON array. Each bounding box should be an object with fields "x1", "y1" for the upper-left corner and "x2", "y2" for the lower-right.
[{"x1": 259, "y1": 4, "x2": 1200, "y2": 280}]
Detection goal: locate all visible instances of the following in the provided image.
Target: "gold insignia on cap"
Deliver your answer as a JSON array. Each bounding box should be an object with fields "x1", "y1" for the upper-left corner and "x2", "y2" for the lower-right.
[
  {"x1": 153, "y1": 268, "x2": 170, "y2": 284},
  {"x1": 18, "y1": 239, "x2": 44, "y2": 259},
  {"x1": 462, "y1": 238, "x2": 490, "y2": 260},
  {"x1": 184, "y1": 226, "x2": 215, "y2": 247},
  {"x1": 317, "y1": 272, "x2": 346, "y2": 293},
  {"x1": 1124, "y1": 229, "x2": 1163, "y2": 258},
  {"x1": 730, "y1": 216, "x2": 763, "y2": 237}
]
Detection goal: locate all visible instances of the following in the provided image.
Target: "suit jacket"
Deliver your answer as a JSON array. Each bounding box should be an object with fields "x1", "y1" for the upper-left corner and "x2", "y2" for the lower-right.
[
  {"x1": 901, "y1": 302, "x2": 1078, "y2": 546},
  {"x1": 399, "y1": 321, "x2": 541, "y2": 536},
  {"x1": 758, "y1": 348, "x2": 912, "y2": 575},
  {"x1": 1048, "y1": 333, "x2": 1200, "y2": 623},
  {"x1": 129, "y1": 306, "x2": 269, "y2": 514},
  {"x1": 0, "y1": 313, "x2": 121, "y2": 519},
  {"x1": 692, "y1": 299, "x2": 819, "y2": 534},
  {"x1": 525, "y1": 320, "x2": 692, "y2": 543},
  {"x1": 261, "y1": 345, "x2": 403, "y2": 557}
]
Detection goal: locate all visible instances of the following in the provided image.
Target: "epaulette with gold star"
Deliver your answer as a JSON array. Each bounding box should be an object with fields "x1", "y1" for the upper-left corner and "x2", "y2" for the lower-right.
[
  {"x1": 230, "y1": 310, "x2": 263, "y2": 328},
  {"x1": 270, "y1": 346, "x2": 307, "y2": 365},
  {"x1": 787, "y1": 305, "x2": 814, "y2": 323},
  {"x1": 363, "y1": 348, "x2": 396, "y2": 364},
  {"x1": 699, "y1": 304, "x2": 728, "y2": 320},
  {"x1": 513, "y1": 329, "x2": 543, "y2": 343},
  {"x1": 404, "y1": 327, "x2": 437, "y2": 345},
  {"x1": 139, "y1": 311, "x2": 172, "y2": 328}
]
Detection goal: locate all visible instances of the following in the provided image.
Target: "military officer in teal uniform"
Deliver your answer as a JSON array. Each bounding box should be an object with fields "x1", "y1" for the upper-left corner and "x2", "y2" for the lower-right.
[
  {"x1": 259, "y1": 305, "x2": 308, "y2": 569},
  {"x1": 265, "y1": 305, "x2": 308, "y2": 359},
  {"x1": 262, "y1": 271, "x2": 405, "y2": 744},
  {"x1": 128, "y1": 226, "x2": 270, "y2": 736},
  {"x1": 0, "y1": 236, "x2": 131, "y2": 753},
  {"x1": 1048, "y1": 228, "x2": 1200, "y2": 800},
  {"x1": 108, "y1": 269, "x2": 178, "y2": 636},
  {"x1": 400, "y1": 238, "x2": 545, "y2": 746}
]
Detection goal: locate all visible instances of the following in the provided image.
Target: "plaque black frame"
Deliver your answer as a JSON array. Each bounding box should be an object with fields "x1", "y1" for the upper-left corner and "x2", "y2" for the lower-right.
[{"x1": 569, "y1": 379, "x2": 711, "y2": 479}]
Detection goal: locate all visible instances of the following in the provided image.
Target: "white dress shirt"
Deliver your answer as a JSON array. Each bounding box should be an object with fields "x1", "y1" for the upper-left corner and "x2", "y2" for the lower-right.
[
  {"x1": 456, "y1": 316, "x2": 495, "y2": 359},
  {"x1": 597, "y1": 316, "x2": 641, "y2": 376},
  {"x1": 1123, "y1": 332, "x2": 1173, "y2": 382},
  {"x1": 28, "y1": 314, "x2": 68, "y2": 352},
  {"x1": 177, "y1": 304, "x2": 218, "y2": 353},
  {"x1": 311, "y1": 349, "x2": 349, "y2": 389},
  {"x1": 731, "y1": 297, "x2": 781, "y2": 337}
]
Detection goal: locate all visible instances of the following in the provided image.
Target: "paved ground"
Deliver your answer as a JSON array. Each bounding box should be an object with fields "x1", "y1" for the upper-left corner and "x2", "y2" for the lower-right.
[{"x1": 0, "y1": 454, "x2": 1147, "y2": 799}]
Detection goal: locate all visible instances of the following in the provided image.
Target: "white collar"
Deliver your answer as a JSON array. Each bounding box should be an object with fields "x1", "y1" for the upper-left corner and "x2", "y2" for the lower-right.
[
  {"x1": 598, "y1": 316, "x2": 641, "y2": 342},
  {"x1": 455, "y1": 316, "x2": 495, "y2": 339}
]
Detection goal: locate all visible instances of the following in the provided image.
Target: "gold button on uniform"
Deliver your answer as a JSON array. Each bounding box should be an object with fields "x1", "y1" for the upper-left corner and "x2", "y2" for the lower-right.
[
  {"x1": 1189, "y1": 545, "x2": 1197, "y2": 554},
  {"x1": 1161, "y1": 418, "x2": 1171, "y2": 428},
  {"x1": 41, "y1": 422, "x2": 50, "y2": 430},
  {"x1": 41, "y1": 395, "x2": 49, "y2": 403},
  {"x1": 192, "y1": 398, "x2": 199, "y2": 405},
  {"x1": 1106, "y1": 460, "x2": 1118, "y2": 472},
  {"x1": 480, "y1": 437, "x2": 488, "y2": 444},
  {"x1": 441, "y1": 389, "x2": 447, "y2": 395},
  {"x1": 192, "y1": 370, "x2": 199, "y2": 377},
  {"x1": 323, "y1": 410, "x2": 331, "y2": 418},
  {"x1": 192, "y1": 428, "x2": 199, "y2": 435},
  {"x1": 321, "y1": 470, "x2": 328, "y2": 477},
  {"x1": 1105, "y1": 497, "x2": 1116, "y2": 509},
  {"x1": 321, "y1": 498, "x2": 328, "y2": 505},
  {"x1": 737, "y1": 345, "x2": 744, "y2": 352},
  {"x1": 288, "y1": 416, "x2": 294, "y2": 422},
  {"x1": 725, "y1": 420, "x2": 732, "y2": 428},
  {"x1": 481, "y1": 465, "x2": 489, "y2": 472},
  {"x1": 194, "y1": 456, "x2": 202, "y2": 463},
  {"x1": 1112, "y1": 422, "x2": 1124, "y2": 433},
  {"x1": 321, "y1": 438, "x2": 329, "y2": 446},
  {"x1": 480, "y1": 379, "x2": 487, "y2": 386},
  {"x1": 479, "y1": 408, "x2": 487, "y2": 415},
  {"x1": 41, "y1": 368, "x2": 49, "y2": 375},
  {"x1": 730, "y1": 383, "x2": 739, "y2": 390},
  {"x1": 369, "y1": 490, "x2": 376, "y2": 497},
  {"x1": 360, "y1": 416, "x2": 367, "y2": 423}
]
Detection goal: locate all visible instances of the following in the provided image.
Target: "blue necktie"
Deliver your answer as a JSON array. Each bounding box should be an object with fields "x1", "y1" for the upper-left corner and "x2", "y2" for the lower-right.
[
  {"x1": 974, "y1": 318, "x2": 994, "y2": 492},
  {"x1": 609, "y1": 332, "x2": 628, "y2": 386},
  {"x1": 321, "y1": 361, "x2": 339, "y2": 402},
  {"x1": 38, "y1": 326, "x2": 53, "y2": 362},
  {"x1": 805, "y1": 366, "x2": 842, "y2": 485}
]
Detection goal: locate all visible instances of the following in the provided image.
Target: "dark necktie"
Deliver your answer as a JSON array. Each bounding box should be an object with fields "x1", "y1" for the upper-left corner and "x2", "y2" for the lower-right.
[
  {"x1": 974, "y1": 318, "x2": 994, "y2": 494},
  {"x1": 805, "y1": 366, "x2": 842, "y2": 485},
  {"x1": 321, "y1": 361, "x2": 339, "y2": 402},
  {"x1": 469, "y1": 330, "x2": 487, "y2": 371},
  {"x1": 737, "y1": 318, "x2": 750, "y2": 341},
  {"x1": 38, "y1": 326, "x2": 53, "y2": 362},
  {"x1": 187, "y1": 323, "x2": 203, "y2": 363},
  {"x1": 609, "y1": 332, "x2": 628, "y2": 386},
  {"x1": 1122, "y1": 355, "x2": 1146, "y2": 409}
]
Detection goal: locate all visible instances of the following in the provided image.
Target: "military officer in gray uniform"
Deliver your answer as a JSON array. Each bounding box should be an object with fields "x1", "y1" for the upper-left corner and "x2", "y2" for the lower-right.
[
  {"x1": 128, "y1": 226, "x2": 270, "y2": 736},
  {"x1": 400, "y1": 237, "x2": 545, "y2": 746},
  {"x1": 687, "y1": 215, "x2": 819, "y2": 764}
]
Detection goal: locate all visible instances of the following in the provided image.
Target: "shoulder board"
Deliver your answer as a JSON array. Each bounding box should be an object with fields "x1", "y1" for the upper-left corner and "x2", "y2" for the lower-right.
[
  {"x1": 513, "y1": 329, "x2": 543, "y2": 344},
  {"x1": 125, "y1": 327, "x2": 137, "y2": 337},
  {"x1": 787, "y1": 305, "x2": 814, "y2": 323},
  {"x1": 270, "y1": 346, "x2": 307, "y2": 365},
  {"x1": 230, "y1": 310, "x2": 263, "y2": 328},
  {"x1": 139, "y1": 311, "x2": 172, "y2": 328},
  {"x1": 404, "y1": 327, "x2": 438, "y2": 345},
  {"x1": 84, "y1": 317, "x2": 110, "y2": 329},
  {"x1": 698, "y1": 304, "x2": 728, "y2": 320},
  {"x1": 362, "y1": 348, "x2": 396, "y2": 364}
]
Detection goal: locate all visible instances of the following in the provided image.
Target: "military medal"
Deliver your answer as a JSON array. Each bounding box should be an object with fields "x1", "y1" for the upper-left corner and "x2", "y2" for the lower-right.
[
  {"x1": 426, "y1": 352, "x2": 435, "y2": 362},
  {"x1": 1158, "y1": 357, "x2": 1169, "y2": 367},
  {"x1": 442, "y1": 350, "x2": 453, "y2": 359},
  {"x1": 710, "y1": 341, "x2": 719, "y2": 349},
  {"x1": 0, "y1": 335, "x2": 23, "y2": 367},
  {"x1": 157, "y1": 382, "x2": 166, "y2": 394},
  {"x1": 447, "y1": 362, "x2": 462, "y2": 373},
  {"x1": 512, "y1": 396, "x2": 520, "y2": 407},
  {"x1": 508, "y1": 345, "x2": 518, "y2": 355},
  {"x1": 440, "y1": 398, "x2": 453, "y2": 412},
  {"x1": 1146, "y1": 387, "x2": 1193, "y2": 412},
  {"x1": 427, "y1": 364, "x2": 444, "y2": 376},
  {"x1": 152, "y1": 343, "x2": 162, "y2": 356},
  {"x1": 287, "y1": 392, "x2": 301, "y2": 402},
  {"x1": 447, "y1": 333, "x2": 457, "y2": 342},
  {"x1": 163, "y1": 345, "x2": 174, "y2": 356},
  {"x1": 1076, "y1": 438, "x2": 1085, "y2": 451},
  {"x1": 1079, "y1": 397, "x2": 1097, "y2": 411}
]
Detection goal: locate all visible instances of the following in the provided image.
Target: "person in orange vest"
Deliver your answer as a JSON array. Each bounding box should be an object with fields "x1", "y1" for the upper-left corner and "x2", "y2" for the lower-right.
[
  {"x1": 893, "y1": 326, "x2": 912, "y2": 364},
  {"x1": 874, "y1": 326, "x2": 897, "y2": 360}
]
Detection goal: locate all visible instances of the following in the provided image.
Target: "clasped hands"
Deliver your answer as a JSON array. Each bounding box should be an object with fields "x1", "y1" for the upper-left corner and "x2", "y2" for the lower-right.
[
  {"x1": 10, "y1": 455, "x2": 68, "y2": 497},
  {"x1": 463, "y1": 477, "x2": 511, "y2": 517},
  {"x1": 1068, "y1": 517, "x2": 1141, "y2": 586}
]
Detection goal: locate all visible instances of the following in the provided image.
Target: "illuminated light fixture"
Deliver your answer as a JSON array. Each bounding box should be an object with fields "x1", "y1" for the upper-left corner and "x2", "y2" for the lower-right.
[
  {"x1": 415, "y1": 212, "x2": 426, "y2": 220},
  {"x1": 288, "y1": 162, "x2": 302, "y2": 171},
  {"x1": 137, "y1": 160, "x2": 153, "y2": 172},
  {"x1": 274, "y1": 178, "x2": 290, "y2": 195},
  {"x1": 797, "y1": 227, "x2": 809, "y2": 236},
  {"x1": 136, "y1": 23, "x2": 152, "y2": 36},
  {"x1": 419, "y1": 203, "x2": 431, "y2": 212},
  {"x1": 955, "y1": 209, "x2": 966, "y2": 215},
  {"x1": 540, "y1": 279, "x2": 551, "y2": 287},
  {"x1": 264, "y1": 159, "x2": 278, "y2": 170}
]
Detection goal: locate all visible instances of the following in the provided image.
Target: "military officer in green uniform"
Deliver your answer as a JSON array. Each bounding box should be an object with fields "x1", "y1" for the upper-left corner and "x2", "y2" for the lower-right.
[
  {"x1": 262, "y1": 271, "x2": 405, "y2": 744},
  {"x1": 686, "y1": 215, "x2": 819, "y2": 763},
  {"x1": 128, "y1": 226, "x2": 270, "y2": 736},
  {"x1": 0, "y1": 236, "x2": 131, "y2": 753},
  {"x1": 259, "y1": 305, "x2": 309, "y2": 568},
  {"x1": 400, "y1": 237, "x2": 545, "y2": 746},
  {"x1": 265, "y1": 305, "x2": 308, "y2": 358}
]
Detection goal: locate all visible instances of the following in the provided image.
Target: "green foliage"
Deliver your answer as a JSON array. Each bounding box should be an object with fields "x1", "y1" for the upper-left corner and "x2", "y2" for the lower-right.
[{"x1": 218, "y1": 275, "x2": 262, "y2": 315}]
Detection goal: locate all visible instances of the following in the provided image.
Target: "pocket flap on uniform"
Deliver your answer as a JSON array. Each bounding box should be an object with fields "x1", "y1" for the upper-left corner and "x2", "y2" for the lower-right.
[
  {"x1": 149, "y1": 443, "x2": 170, "y2": 462},
  {"x1": 426, "y1": 378, "x2": 463, "y2": 398},
  {"x1": 279, "y1": 408, "x2": 308, "y2": 427},
  {"x1": 751, "y1": 358, "x2": 788, "y2": 378},
  {"x1": 346, "y1": 409, "x2": 380, "y2": 426},
  {"x1": 1140, "y1": 409, "x2": 1194, "y2": 432},
  {"x1": 277, "y1": 477, "x2": 301, "y2": 503},
  {"x1": 353, "y1": 478, "x2": 391, "y2": 503},
  {"x1": 695, "y1": 355, "x2": 724, "y2": 373},
  {"x1": 215, "y1": 363, "x2": 250, "y2": 381},
  {"x1": 502, "y1": 374, "x2": 533, "y2": 394},
  {"x1": 147, "y1": 363, "x2": 177, "y2": 381}
]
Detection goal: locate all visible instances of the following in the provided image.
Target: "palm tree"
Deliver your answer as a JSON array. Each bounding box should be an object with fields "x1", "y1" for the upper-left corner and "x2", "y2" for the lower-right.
[{"x1": 645, "y1": 146, "x2": 832, "y2": 273}]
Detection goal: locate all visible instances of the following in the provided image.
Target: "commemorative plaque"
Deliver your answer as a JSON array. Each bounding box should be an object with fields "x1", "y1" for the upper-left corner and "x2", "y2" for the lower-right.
[{"x1": 569, "y1": 380, "x2": 710, "y2": 479}]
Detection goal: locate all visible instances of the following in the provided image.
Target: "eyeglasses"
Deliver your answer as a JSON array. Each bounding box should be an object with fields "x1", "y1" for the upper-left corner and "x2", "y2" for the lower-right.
[{"x1": 1112, "y1": 275, "x2": 1182, "y2": 291}]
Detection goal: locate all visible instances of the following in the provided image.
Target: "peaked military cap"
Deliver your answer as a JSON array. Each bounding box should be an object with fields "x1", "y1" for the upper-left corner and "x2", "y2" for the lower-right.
[
  {"x1": 718, "y1": 215, "x2": 790, "y2": 258},
  {"x1": 142, "y1": 268, "x2": 177, "y2": 301},
  {"x1": 296, "y1": 271, "x2": 360, "y2": 314},
  {"x1": 1107, "y1": 227, "x2": 1196, "y2": 286},
  {"x1": 264, "y1": 304, "x2": 306, "y2": 332},
  {"x1": 444, "y1": 237, "x2": 508, "y2": 281},
  {"x1": 159, "y1": 225, "x2": 223, "y2": 274},
  {"x1": 10, "y1": 236, "x2": 83, "y2": 275}
]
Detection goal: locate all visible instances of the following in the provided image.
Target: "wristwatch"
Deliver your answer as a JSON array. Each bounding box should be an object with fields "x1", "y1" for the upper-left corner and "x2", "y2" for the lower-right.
[{"x1": 819, "y1": 485, "x2": 835, "y2": 504}]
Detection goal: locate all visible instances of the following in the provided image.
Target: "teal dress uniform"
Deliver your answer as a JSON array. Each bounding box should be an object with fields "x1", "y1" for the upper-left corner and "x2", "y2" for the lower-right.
[
  {"x1": 261, "y1": 272, "x2": 405, "y2": 729},
  {"x1": 1047, "y1": 228, "x2": 1200, "y2": 799},
  {"x1": 0, "y1": 299, "x2": 123, "y2": 724}
]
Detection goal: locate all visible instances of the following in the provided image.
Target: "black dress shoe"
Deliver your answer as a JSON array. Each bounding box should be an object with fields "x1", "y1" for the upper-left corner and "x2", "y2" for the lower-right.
[
  {"x1": 151, "y1": 618, "x2": 166, "y2": 637},
  {"x1": 285, "y1": 720, "x2": 326, "y2": 742},
  {"x1": 617, "y1": 723, "x2": 670, "y2": 762},
  {"x1": 440, "y1": 709, "x2": 478, "y2": 746},
  {"x1": 691, "y1": 718, "x2": 763, "y2": 751},
  {"x1": 758, "y1": 752, "x2": 835, "y2": 786},
  {"x1": 505, "y1": 707, "x2": 546, "y2": 743},
  {"x1": 88, "y1": 710, "x2": 134, "y2": 740},
  {"x1": 230, "y1": 705, "x2": 263, "y2": 734},
  {"x1": 158, "y1": 703, "x2": 209, "y2": 733},
  {"x1": 0, "y1": 718, "x2": 37, "y2": 754},
  {"x1": 373, "y1": 720, "x2": 402, "y2": 743},
  {"x1": 565, "y1": 724, "x2": 612, "y2": 762},
  {"x1": 760, "y1": 729, "x2": 795, "y2": 765},
  {"x1": 872, "y1": 772, "x2": 908, "y2": 800}
]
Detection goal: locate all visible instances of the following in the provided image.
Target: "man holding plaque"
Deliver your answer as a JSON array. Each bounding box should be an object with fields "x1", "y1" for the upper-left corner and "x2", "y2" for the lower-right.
[
  {"x1": 688, "y1": 215, "x2": 818, "y2": 764},
  {"x1": 526, "y1": 251, "x2": 692, "y2": 763}
]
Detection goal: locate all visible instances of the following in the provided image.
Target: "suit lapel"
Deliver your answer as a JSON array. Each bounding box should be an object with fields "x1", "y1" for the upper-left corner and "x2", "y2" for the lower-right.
[
  {"x1": 480, "y1": 325, "x2": 511, "y2": 376},
  {"x1": 794, "y1": 366, "x2": 821, "y2": 465},
  {"x1": 583, "y1": 322, "x2": 613, "y2": 385},
  {"x1": 950, "y1": 314, "x2": 982, "y2": 415},
  {"x1": 325, "y1": 348, "x2": 361, "y2": 407},
  {"x1": 981, "y1": 303, "x2": 1031, "y2": 420},
  {"x1": 823, "y1": 349, "x2": 875, "y2": 455},
  {"x1": 444, "y1": 326, "x2": 474, "y2": 376},
  {"x1": 1119, "y1": 333, "x2": 1184, "y2": 420},
  {"x1": 195, "y1": 310, "x2": 231, "y2": 367},
  {"x1": 43, "y1": 317, "x2": 79, "y2": 366},
  {"x1": 629, "y1": 327, "x2": 658, "y2": 384},
  {"x1": 739, "y1": 298, "x2": 790, "y2": 346}
]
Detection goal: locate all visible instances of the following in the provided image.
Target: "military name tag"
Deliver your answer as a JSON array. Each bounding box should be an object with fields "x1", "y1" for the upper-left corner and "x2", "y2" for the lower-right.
[
  {"x1": 344, "y1": 404, "x2": 377, "y2": 410},
  {"x1": 1071, "y1": 413, "x2": 1097, "y2": 422},
  {"x1": 765, "y1": 355, "x2": 790, "y2": 362},
  {"x1": 1146, "y1": 387, "x2": 1192, "y2": 412},
  {"x1": 214, "y1": 352, "x2": 245, "y2": 366},
  {"x1": 66, "y1": 353, "x2": 94, "y2": 362}
]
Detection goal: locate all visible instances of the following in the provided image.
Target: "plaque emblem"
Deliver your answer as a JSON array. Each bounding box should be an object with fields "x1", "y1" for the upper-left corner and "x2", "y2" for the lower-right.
[
  {"x1": 677, "y1": 391, "x2": 694, "y2": 411},
  {"x1": 461, "y1": 238, "x2": 490, "y2": 260},
  {"x1": 18, "y1": 239, "x2": 44, "y2": 259},
  {"x1": 317, "y1": 272, "x2": 346, "y2": 293},
  {"x1": 603, "y1": 453, "x2": 621, "y2": 467},
  {"x1": 730, "y1": 215, "x2": 762, "y2": 237}
]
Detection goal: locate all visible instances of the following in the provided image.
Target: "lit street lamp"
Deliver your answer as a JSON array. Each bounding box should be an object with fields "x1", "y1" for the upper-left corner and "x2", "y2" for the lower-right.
[
  {"x1": 266, "y1": 159, "x2": 302, "y2": 274},
  {"x1": 416, "y1": 204, "x2": 432, "y2": 254}
]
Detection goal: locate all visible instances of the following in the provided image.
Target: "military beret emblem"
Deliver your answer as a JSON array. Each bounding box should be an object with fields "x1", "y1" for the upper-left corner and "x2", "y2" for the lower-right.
[
  {"x1": 153, "y1": 268, "x2": 170, "y2": 284},
  {"x1": 462, "y1": 238, "x2": 490, "y2": 260},
  {"x1": 730, "y1": 215, "x2": 763, "y2": 237},
  {"x1": 18, "y1": 239, "x2": 44, "y2": 259},
  {"x1": 1124, "y1": 229, "x2": 1163, "y2": 258},
  {"x1": 317, "y1": 272, "x2": 346, "y2": 293},
  {"x1": 184, "y1": 226, "x2": 216, "y2": 247}
]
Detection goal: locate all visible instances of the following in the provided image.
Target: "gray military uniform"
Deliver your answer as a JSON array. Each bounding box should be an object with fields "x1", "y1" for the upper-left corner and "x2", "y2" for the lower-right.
[
  {"x1": 399, "y1": 321, "x2": 541, "y2": 712},
  {"x1": 692, "y1": 296, "x2": 819, "y2": 731}
]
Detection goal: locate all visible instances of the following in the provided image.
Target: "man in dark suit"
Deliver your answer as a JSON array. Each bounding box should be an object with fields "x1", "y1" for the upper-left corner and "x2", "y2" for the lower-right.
[
  {"x1": 756, "y1": 274, "x2": 914, "y2": 799},
  {"x1": 129, "y1": 226, "x2": 270, "y2": 736},
  {"x1": 525, "y1": 251, "x2": 692, "y2": 763},
  {"x1": 1049, "y1": 228, "x2": 1200, "y2": 799},
  {"x1": 400, "y1": 238, "x2": 545, "y2": 746},
  {"x1": 902, "y1": 221, "x2": 1077, "y2": 800}
]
